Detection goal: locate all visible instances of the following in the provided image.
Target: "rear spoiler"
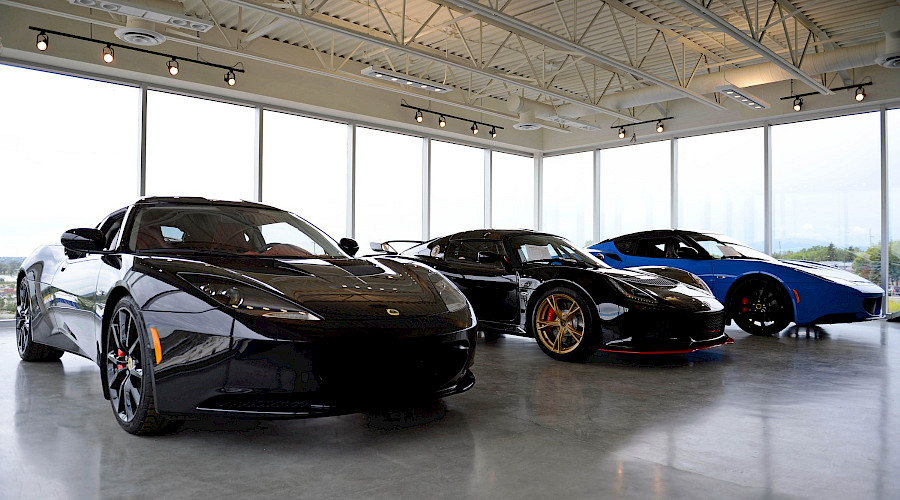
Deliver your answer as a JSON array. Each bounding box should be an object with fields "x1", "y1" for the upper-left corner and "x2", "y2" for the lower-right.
[{"x1": 369, "y1": 240, "x2": 424, "y2": 255}]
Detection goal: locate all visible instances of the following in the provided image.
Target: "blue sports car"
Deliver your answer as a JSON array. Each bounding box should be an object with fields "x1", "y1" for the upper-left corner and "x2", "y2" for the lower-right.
[{"x1": 588, "y1": 230, "x2": 884, "y2": 335}]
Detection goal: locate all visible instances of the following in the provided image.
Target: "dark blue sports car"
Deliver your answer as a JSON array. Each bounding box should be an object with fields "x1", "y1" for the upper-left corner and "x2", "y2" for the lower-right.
[{"x1": 588, "y1": 230, "x2": 884, "y2": 335}]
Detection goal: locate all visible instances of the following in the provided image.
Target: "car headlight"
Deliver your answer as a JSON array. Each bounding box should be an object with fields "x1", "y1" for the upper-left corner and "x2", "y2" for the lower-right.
[
  {"x1": 685, "y1": 273, "x2": 713, "y2": 294},
  {"x1": 427, "y1": 272, "x2": 468, "y2": 312},
  {"x1": 609, "y1": 278, "x2": 658, "y2": 305},
  {"x1": 179, "y1": 273, "x2": 321, "y2": 320}
]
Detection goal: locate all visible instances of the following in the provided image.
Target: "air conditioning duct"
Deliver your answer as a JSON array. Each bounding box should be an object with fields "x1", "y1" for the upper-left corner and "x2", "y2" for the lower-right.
[
  {"x1": 876, "y1": 7, "x2": 900, "y2": 68},
  {"x1": 510, "y1": 95, "x2": 601, "y2": 131},
  {"x1": 114, "y1": 17, "x2": 166, "y2": 46}
]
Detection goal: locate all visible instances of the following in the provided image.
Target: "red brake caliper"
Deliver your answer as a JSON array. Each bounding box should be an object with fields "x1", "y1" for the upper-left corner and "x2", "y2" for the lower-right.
[
  {"x1": 741, "y1": 297, "x2": 749, "y2": 313},
  {"x1": 545, "y1": 307, "x2": 557, "y2": 322},
  {"x1": 117, "y1": 349, "x2": 125, "y2": 370}
]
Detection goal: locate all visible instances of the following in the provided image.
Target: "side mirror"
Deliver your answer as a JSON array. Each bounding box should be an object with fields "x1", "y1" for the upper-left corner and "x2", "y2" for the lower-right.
[
  {"x1": 339, "y1": 238, "x2": 359, "y2": 257},
  {"x1": 592, "y1": 251, "x2": 605, "y2": 261},
  {"x1": 675, "y1": 246, "x2": 701, "y2": 260},
  {"x1": 369, "y1": 241, "x2": 398, "y2": 254},
  {"x1": 61, "y1": 228, "x2": 106, "y2": 254}
]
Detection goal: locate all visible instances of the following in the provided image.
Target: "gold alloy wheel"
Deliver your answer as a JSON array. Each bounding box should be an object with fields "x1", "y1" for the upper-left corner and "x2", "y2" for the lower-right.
[{"x1": 535, "y1": 293, "x2": 585, "y2": 354}]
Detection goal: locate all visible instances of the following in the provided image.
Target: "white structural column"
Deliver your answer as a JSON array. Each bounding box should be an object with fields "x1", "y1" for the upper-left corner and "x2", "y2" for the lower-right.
[
  {"x1": 422, "y1": 137, "x2": 431, "y2": 240},
  {"x1": 881, "y1": 108, "x2": 890, "y2": 309},
  {"x1": 346, "y1": 123, "x2": 356, "y2": 239},
  {"x1": 670, "y1": 138, "x2": 678, "y2": 229},
  {"x1": 253, "y1": 105, "x2": 263, "y2": 202},
  {"x1": 484, "y1": 149, "x2": 492, "y2": 228},
  {"x1": 764, "y1": 124, "x2": 774, "y2": 255},
  {"x1": 534, "y1": 152, "x2": 543, "y2": 230},
  {"x1": 138, "y1": 83, "x2": 148, "y2": 197},
  {"x1": 593, "y1": 149, "x2": 601, "y2": 243}
]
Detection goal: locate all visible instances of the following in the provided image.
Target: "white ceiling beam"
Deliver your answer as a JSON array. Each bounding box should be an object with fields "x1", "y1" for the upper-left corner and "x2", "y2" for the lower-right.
[
  {"x1": 669, "y1": 0, "x2": 831, "y2": 94},
  {"x1": 432, "y1": 0, "x2": 726, "y2": 110},
  {"x1": 219, "y1": 0, "x2": 639, "y2": 121}
]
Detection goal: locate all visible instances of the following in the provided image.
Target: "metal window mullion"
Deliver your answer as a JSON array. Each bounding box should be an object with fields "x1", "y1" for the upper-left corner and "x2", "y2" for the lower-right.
[
  {"x1": 881, "y1": 107, "x2": 890, "y2": 307},
  {"x1": 423, "y1": 137, "x2": 431, "y2": 240},
  {"x1": 593, "y1": 149, "x2": 601, "y2": 243},
  {"x1": 671, "y1": 138, "x2": 678, "y2": 229},
  {"x1": 347, "y1": 123, "x2": 356, "y2": 239},
  {"x1": 484, "y1": 149, "x2": 492, "y2": 228},
  {"x1": 254, "y1": 105, "x2": 263, "y2": 202},
  {"x1": 534, "y1": 152, "x2": 543, "y2": 230},
  {"x1": 138, "y1": 83, "x2": 147, "y2": 197},
  {"x1": 765, "y1": 124, "x2": 773, "y2": 255}
]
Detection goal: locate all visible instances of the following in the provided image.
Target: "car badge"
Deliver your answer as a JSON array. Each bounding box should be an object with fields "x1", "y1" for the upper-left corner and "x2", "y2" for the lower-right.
[{"x1": 386, "y1": 308, "x2": 400, "y2": 316}]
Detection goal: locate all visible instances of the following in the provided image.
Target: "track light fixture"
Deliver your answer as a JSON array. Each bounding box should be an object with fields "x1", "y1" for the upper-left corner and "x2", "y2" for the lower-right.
[
  {"x1": 855, "y1": 86, "x2": 866, "y2": 101},
  {"x1": 611, "y1": 117, "x2": 672, "y2": 138},
  {"x1": 780, "y1": 82, "x2": 872, "y2": 109},
  {"x1": 656, "y1": 121, "x2": 664, "y2": 133},
  {"x1": 399, "y1": 102, "x2": 502, "y2": 139},
  {"x1": 618, "y1": 127, "x2": 626, "y2": 139},
  {"x1": 102, "y1": 45, "x2": 114, "y2": 64},
  {"x1": 36, "y1": 31, "x2": 48, "y2": 51},
  {"x1": 29, "y1": 27, "x2": 245, "y2": 86},
  {"x1": 792, "y1": 97, "x2": 802, "y2": 112}
]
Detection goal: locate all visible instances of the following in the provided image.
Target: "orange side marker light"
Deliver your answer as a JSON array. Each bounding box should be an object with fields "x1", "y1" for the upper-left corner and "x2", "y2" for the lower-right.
[
  {"x1": 793, "y1": 289, "x2": 800, "y2": 304},
  {"x1": 149, "y1": 327, "x2": 163, "y2": 364}
]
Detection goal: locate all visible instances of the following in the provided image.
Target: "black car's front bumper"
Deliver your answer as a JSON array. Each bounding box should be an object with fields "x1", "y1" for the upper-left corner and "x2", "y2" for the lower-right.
[
  {"x1": 599, "y1": 308, "x2": 732, "y2": 354},
  {"x1": 142, "y1": 309, "x2": 477, "y2": 417}
]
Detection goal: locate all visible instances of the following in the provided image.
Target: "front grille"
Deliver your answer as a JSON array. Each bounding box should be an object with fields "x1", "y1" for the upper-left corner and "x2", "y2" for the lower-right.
[{"x1": 622, "y1": 310, "x2": 725, "y2": 344}]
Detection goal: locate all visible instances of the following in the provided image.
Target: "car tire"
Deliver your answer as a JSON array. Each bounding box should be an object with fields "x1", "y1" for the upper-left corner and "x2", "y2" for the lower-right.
[
  {"x1": 105, "y1": 296, "x2": 180, "y2": 435},
  {"x1": 16, "y1": 278, "x2": 64, "y2": 362},
  {"x1": 729, "y1": 276, "x2": 792, "y2": 336},
  {"x1": 530, "y1": 287, "x2": 598, "y2": 362}
]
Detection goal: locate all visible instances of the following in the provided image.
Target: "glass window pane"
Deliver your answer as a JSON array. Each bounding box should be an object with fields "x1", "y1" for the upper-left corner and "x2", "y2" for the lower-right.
[
  {"x1": 888, "y1": 108, "x2": 900, "y2": 313},
  {"x1": 262, "y1": 110, "x2": 348, "y2": 238},
  {"x1": 0, "y1": 64, "x2": 138, "y2": 262},
  {"x1": 430, "y1": 141, "x2": 484, "y2": 237},
  {"x1": 355, "y1": 128, "x2": 422, "y2": 248},
  {"x1": 145, "y1": 91, "x2": 255, "y2": 200},
  {"x1": 772, "y1": 113, "x2": 880, "y2": 282},
  {"x1": 542, "y1": 152, "x2": 594, "y2": 246},
  {"x1": 599, "y1": 141, "x2": 670, "y2": 239},
  {"x1": 678, "y1": 129, "x2": 764, "y2": 249},
  {"x1": 491, "y1": 152, "x2": 534, "y2": 229}
]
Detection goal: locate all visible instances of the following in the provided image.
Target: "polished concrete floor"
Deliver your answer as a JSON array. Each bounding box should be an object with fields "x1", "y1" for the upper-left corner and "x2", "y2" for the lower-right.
[{"x1": 1, "y1": 321, "x2": 898, "y2": 500}]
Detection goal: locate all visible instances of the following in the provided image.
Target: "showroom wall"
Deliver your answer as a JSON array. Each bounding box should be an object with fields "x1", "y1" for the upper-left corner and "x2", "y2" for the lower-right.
[{"x1": 1, "y1": 62, "x2": 899, "y2": 317}]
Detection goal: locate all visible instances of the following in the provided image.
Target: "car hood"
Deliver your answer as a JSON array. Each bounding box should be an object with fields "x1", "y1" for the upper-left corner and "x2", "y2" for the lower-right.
[
  {"x1": 140, "y1": 255, "x2": 450, "y2": 320},
  {"x1": 777, "y1": 259, "x2": 880, "y2": 288}
]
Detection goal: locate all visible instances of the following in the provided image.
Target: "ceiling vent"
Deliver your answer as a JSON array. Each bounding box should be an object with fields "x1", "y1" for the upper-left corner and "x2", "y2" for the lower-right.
[
  {"x1": 513, "y1": 109, "x2": 541, "y2": 131},
  {"x1": 114, "y1": 17, "x2": 166, "y2": 46},
  {"x1": 67, "y1": 0, "x2": 214, "y2": 33},
  {"x1": 876, "y1": 7, "x2": 900, "y2": 68}
]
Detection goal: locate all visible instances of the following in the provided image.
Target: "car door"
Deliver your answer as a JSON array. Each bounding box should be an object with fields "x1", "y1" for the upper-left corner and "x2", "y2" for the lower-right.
[
  {"x1": 616, "y1": 233, "x2": 715, "y2": 286},
  {"x1": 431, "y1": 239, "x2": 519, "y2": 325}
]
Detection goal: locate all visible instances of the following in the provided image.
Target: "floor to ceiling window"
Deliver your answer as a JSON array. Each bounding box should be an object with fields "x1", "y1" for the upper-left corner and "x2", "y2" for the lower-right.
[
  {"x1": 772, "y1": 112, "x2": 881, "y2": 282},
  {"x1": 491, "y1": 152, "x2": 534, "y2": 230},
  {"x1": 430, "y1": 140, "x2": 484, "y2": 237},
  {"x1": 543, "y1": 152, "x2": 594, "y2": 246},
  {"x1": 145, "y1": 90, "x2": 256, "y2": 200},
  {"x1": 0, "y1": 64, "x2": 140, "y2": 317},
  {"x1": 262, "y1": 110, "x2": 348, "y2": 238},
  {"x1": 678, "y1": 128, "x2": 764, "y2": 249},
  {"x1": 599, "y1": 141, "x2": 670, "y2": 240},
  {"x1": 888, "y1": 108, "x2": 900, "y2": 313},
  {"x1": 354, "y1": 127, "x2": 423, "y2": 249}
]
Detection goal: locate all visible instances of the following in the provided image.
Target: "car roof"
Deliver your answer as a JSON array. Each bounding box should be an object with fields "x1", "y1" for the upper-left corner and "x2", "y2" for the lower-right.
[
  {"x1": 600, "y1": 229, "x2": 722, "y2": 243},
  {"x1": 133, "y1": 196, "x2": 279, "y2": 211},
  {"x1": 444, "y1": 229, "x2": 560, "y2": 241}
]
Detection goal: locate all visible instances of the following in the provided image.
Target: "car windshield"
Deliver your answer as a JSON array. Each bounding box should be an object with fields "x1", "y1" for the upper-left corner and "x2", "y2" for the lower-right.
[
  {"x1": 510, "y1": 235, "x2": 608, "y2": 268},
  {"x1": 128, "y1": 204, "x2": 344, "y2": 258},
  {"x1": 693, "y1": 233, "x2": 775, "y2": 261}
]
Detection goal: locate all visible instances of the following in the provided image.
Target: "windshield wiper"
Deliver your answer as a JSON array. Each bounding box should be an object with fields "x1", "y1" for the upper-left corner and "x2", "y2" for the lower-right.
[
  {"x1": 526, "y1": 257, "x2": 589, "y2": 267},
  {"x1": 137, "y1": 248, "x2": 244, "y2": 258}
]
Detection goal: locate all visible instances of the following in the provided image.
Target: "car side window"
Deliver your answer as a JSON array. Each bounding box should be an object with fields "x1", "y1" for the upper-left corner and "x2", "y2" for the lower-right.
[
  {"x1": 98, "y1": 209, "x2": 127, "y2": 251},
  {"x1": 631, "y1": 236, "x2": 692, "y2": 259},
  {"x1": 694, "y1": 240, "x2": 724, "y2": 259},
  {"x1": 444, "y1": 240, "x2": 504, "y2": 268}
]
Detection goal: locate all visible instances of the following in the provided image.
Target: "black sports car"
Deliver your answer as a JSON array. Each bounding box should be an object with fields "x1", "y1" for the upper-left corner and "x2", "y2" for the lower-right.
[
  {"x1": 15, "y1": 197, "x2": 476, "y2": 434},
  {"x1": 374, "y1": 230, "x2": 731, "y2": 362}
]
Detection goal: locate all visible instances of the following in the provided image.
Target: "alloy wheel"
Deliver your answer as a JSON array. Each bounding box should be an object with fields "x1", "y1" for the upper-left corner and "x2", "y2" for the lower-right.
[
  {"x1": 106, "y1": 307, "x2": 144, "y2": 423},
  {"x1": 535, "y1": 293, "x2": 585, "y2": 354}
]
